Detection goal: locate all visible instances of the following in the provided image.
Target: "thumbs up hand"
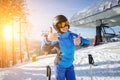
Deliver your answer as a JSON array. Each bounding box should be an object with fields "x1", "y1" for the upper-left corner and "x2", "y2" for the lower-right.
[
  {"x1": 47, "y1": 27, "x2": 58, "y2": 41},
  {"x1": 74, "y1": 34, "x2": 81, "y2": 45}
]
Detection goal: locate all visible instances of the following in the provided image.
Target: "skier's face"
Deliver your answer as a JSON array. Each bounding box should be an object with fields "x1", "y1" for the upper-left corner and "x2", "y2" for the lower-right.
[
  {"x1": 60, "y1": 26, "x2": 69, "y2": 33},
  {"x1": 58, "y1": 21, "x2": 69, "y2": 33}
]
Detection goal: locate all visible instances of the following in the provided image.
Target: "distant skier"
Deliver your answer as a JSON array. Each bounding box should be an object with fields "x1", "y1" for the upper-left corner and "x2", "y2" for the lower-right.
[{"x1": 41, "y1": 15, "x2": 90, "y2": 80}]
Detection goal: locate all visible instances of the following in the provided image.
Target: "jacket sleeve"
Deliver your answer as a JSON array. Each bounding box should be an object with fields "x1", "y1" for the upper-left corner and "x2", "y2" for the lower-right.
[
  {"x1": 80, "y1": 37, "x2": 90, "y2": 47},
  {"x1": 41, "y1": 37, "x2": 58, "y2": 50}
]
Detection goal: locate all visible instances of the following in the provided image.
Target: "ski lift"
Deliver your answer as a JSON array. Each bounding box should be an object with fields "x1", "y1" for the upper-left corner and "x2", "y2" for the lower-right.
[{"x1": 101, "y1": 26, "x2": 117, "y2": 42}]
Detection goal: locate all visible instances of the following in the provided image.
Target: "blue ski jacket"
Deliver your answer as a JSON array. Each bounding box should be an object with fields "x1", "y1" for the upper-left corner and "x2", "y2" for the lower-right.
[{"x1": 41, "y1": 30, "x2": 90, "y2": 68}]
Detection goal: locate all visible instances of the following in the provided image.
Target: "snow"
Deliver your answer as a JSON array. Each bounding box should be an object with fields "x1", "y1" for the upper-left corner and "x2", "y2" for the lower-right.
[{"x1": 0, "y1": 42, "x2": 120, "y2": 80}]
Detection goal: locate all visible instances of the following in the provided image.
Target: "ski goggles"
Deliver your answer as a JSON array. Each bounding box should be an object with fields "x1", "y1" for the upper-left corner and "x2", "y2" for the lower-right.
[{"x1": 58, "y1": 21, "x2": 69, "y2": 28}]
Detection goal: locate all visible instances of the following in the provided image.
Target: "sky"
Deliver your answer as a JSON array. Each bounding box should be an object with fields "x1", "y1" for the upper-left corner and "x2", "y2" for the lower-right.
[
  {"x1": 26, "y1": 0, "x2": 100, "y2": 40},
  {"x1": 0, "y1": 41, "x2": 120, "y2": 80},
  {"x1": 26, "y1": 0, "x2": 99, "y2": 27}
]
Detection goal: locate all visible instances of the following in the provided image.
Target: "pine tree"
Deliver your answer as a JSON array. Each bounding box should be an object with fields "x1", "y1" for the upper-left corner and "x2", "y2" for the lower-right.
[{"x1": 0, "y1": 0, "x2": 28, "y2": 68}]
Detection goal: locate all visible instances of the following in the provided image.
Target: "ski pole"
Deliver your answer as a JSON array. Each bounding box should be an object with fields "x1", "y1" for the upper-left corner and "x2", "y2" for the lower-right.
[
  {"x1": 90, "y1": 64, "x2": 93, "y2": 80},
  {"x1": 46, "y1": 65, "x2": 51, "y2": 80},
  {"x1": 88, "y1": 54, "x2": 94, "y2": 80}
]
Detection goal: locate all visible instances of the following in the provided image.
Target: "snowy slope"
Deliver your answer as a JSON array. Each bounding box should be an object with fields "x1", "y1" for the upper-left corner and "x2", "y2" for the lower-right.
[{"x1": 0, "y1": 42, "x2": 120, "y2": 80}]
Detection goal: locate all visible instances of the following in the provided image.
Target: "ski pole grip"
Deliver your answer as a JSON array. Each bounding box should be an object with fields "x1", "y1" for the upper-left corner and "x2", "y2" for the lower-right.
[
  {"x1": 46, "y1": 65, "x2": 51, "y2": 80},
  {"x1": 88, "y1": 54, "x2": 94, "y2": 64}
]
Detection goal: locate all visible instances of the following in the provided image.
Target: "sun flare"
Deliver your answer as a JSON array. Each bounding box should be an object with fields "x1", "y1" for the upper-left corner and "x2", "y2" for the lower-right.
[{"x1": 3, "y1": 25, "x2": 12, "y2": 40}]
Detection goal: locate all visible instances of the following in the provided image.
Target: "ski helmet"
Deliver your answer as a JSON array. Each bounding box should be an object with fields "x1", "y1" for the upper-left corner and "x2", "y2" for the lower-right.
[{"x1": 53, "y1": 15, "x2": 70, "y2": 33}]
